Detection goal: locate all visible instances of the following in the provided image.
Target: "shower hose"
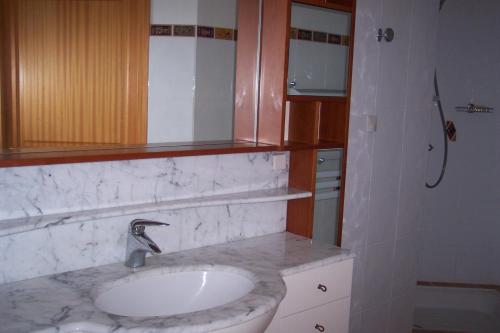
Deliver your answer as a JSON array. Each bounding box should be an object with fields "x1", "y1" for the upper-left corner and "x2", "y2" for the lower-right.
[{"x1": 426, "y1": 70, "x2": 448, "y2": 189}]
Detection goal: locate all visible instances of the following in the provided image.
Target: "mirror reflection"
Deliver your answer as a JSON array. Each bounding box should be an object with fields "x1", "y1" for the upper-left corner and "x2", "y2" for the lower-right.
[
  {"x1": 148, "y1": 0, "x2": 237, "y2": 143},
  {"x1": 0, "y1": 0, "x2": 253, "y2": 152},
  {"x1": 287, "y1": 3, "x2": 351, "y2": 96}
]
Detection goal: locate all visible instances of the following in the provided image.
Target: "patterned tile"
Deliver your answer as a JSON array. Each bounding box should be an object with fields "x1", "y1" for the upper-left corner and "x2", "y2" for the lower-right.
[
  {"x1": 151, "y1": 24, "x2": 236, "y2": 41},
  {"x1": 214, "y1": 27, "x2": 234, "y2": 40},
  {"x1": 313, "y1": 31, "x2": 327, "y2": 42},
  {"x1": 289, "y1": 26, "x2": 349, "y2": 46},
  {"x1": 341, "y1": 35, "x2": 350, "y2": 46},
  {"x1": 328, "y1": 33, "x2": 342, "y2": 44},
  {"x1": 150, "y1": 25, "x2": 172, "y2": 36},
  {"x1": 173, "y1": 25, "x2": 195, "y2": 37},
  {"x1": 297, "y1": 29, "x2": 312, "y2": 41},
  {"x1": 197, "y1": 26, "x2": 214, "y2": 38}
]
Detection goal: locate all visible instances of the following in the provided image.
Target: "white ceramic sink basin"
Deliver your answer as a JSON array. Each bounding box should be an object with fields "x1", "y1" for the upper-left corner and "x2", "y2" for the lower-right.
[{"x1": 94, "y1": 267, "x2": 255, "y2": 317}]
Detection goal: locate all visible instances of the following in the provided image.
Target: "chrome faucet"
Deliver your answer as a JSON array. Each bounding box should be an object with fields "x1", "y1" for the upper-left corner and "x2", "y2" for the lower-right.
[{"x1": 125, "y1": 219, "x2": 169, "y2": 268}]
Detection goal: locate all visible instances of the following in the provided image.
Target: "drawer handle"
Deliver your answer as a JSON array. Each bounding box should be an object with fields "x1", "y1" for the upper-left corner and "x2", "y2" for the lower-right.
[
  {"x1": 318, "y1": 158, "x2": 326, "y2": 165},
  {"x1": 317, "y1": 284, "x2": 328, "y2": 292},
  {"x1": 315, "y1": 324, "x2": 325, "y2": 332}
]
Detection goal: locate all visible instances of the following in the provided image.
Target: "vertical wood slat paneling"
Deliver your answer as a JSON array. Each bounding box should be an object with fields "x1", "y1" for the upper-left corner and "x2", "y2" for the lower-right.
[
  {"x1": 6, "y1": 0, "x2": 149, "y2": 148},
  {"x1": 233, "y1": 0, "x2": 261, "y2": 142}
]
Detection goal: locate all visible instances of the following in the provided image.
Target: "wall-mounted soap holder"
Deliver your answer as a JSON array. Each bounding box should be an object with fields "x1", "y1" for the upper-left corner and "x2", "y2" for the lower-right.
[{"x1": 455, "y1": 103, "x2": 494, "y2": 113}]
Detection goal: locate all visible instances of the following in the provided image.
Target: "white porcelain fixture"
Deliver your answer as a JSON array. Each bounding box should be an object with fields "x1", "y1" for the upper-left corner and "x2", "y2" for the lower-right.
[{"x1": 94, "y1": 267, "x2": 255, "y2": 317}]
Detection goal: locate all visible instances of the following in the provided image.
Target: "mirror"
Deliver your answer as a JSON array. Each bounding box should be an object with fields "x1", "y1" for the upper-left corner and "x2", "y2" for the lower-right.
[
  {"x1": 149, "y1": 0, "x2": 237, "y2": 143},
  {"x1": 0, "y1": 0, "x2": 260, "y2": 153},
  {"x1": 287, "y1": 3, "x2": 351, "y2": 96}
]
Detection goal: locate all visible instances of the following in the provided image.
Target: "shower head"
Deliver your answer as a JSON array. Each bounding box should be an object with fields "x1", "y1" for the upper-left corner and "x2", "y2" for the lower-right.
[{"x1": 439, "y1": 0, "x2": 447, "y2": 11}]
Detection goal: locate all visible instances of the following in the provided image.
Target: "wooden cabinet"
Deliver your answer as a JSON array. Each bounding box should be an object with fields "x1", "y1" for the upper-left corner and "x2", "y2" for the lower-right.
[
  {"x1": 1, "y1": 0, "x2": 150, "y2": 148},
  {"x1": 265, "y1": 259, "x2": 354, "y2": 333},
  {"x1": 281, "y1": 0, "x2": 356, "y2": 245}
]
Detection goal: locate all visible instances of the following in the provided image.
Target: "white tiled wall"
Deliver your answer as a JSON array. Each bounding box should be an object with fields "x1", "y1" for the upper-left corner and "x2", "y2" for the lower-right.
[
  {"x1": 197, "y1": 0, "x2": 237, "y2": 28},
  {"x1": 343, "y1": 0, "x2": 439, "y2": 332},
  {"x1": 418, "y1": 0, "x2": 500, "y2": 285},
  {"x1": 150, "y1": 0, "x2": 198, "y2": 24},
  {"x1": 148, "y1": 37, "x2": 196, "y2": 142},
  {"x1": 193, "y1": 38, "x2": 236, "y2": 141},
  {"x1": 148, "y1": 0, "x2": 238, "y2": 143}
]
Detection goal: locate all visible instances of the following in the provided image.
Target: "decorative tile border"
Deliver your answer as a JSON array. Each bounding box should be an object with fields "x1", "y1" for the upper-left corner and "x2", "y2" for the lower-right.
[
  {"x1": 151, "y1": 24, "x2": 237, "y2": 41},
  {"x1": 173, "y1": 25, "x2": 195, "y2": 37},
  {"x1": 290, "y1": 27, "x2": 349, "y2": 46},
  {"x1": 150, "y1": 25, "x2": 171, "y2": 36}
]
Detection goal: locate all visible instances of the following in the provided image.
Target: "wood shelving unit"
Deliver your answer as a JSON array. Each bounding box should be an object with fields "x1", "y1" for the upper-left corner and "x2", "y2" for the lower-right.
[{"x1": 257, "y1": 0, "x2": 356, "y2": 245}]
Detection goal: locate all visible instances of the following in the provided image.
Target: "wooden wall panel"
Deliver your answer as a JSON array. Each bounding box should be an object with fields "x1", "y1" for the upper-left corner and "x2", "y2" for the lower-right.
[
  {"x1": 257, "y1": 0, "x2": 290, "y2": 145},
  {"x1": 4, "y1": 0, "x2": 149, "y2": 148},
  {"x1": 319, "y1": 101, "x2": 346, "y2": 143},
  {"x1": 288, "y1": 101, "x2": 320, "y2": 144},
  {"x1": 234, "y1": 0, "x2": 260, "y2": 142},
  {"x1": 286, "y1": 149, "x2": 317, "y2": 237}
]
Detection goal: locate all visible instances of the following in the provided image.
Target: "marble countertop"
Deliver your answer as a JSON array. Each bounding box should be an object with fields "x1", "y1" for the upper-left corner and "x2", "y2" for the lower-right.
[{"x1": 0, "y1": 232, "x2": 352, "y2": 333}]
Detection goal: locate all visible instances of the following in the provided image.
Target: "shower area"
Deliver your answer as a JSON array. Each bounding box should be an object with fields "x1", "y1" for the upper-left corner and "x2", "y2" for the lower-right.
[{"x1": 414, "y1": 0, "x2": 500, "y2": 332}]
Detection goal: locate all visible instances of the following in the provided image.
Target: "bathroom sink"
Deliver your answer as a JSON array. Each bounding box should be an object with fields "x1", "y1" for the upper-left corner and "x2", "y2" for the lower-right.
[{"x1": 94, "y1": 267, "x2": 256, "y2": 317}]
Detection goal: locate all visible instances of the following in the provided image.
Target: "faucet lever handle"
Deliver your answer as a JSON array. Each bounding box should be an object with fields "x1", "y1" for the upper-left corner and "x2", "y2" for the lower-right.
[{"x1": 130, "y1": 219, "x2": 169, "y2": 235}]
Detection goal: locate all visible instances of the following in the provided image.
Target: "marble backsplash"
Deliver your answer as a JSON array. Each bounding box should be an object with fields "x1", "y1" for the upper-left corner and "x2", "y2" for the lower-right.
[
  {"x1": 0, "y1": 152, "x2": 289, "y2": 284},
  {"x1": 0, "y1": 153, "x2": 287, "y2": 220}
]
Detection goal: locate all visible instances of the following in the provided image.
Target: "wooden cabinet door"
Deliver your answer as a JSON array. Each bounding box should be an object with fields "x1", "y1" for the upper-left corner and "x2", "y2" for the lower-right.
[{"x1": 1, "y1": 0, "x2": 150, "y2": 148}]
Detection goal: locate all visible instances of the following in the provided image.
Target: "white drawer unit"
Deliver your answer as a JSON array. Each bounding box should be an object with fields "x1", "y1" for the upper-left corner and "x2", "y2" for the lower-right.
[
  {"x1": 265, "y1": 258, "x2": 353, "y2": 333},
  {"x1": 280, "y1": 298, "x2": 350, "y2": 333}
]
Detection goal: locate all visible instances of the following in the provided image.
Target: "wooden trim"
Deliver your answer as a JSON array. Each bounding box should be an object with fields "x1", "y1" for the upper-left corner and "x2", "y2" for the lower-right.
[
  {"x1": 292, "y1": 0, "x2": 323, "y2": 7},
  {"x1": 323, "y1": 0, "x2": 353, "y2": 12},
  {"x1": 234, "y1": 0, "x2": 261, "y2": 141},
  {"x1": 336, "y1": 0, "x2": 356, "y2": 246},
  {"x1": 0, "y1": 0, "x2": 20, "y2": 148},
  {"x1": 257, "y1": 0, "x2": 291, "y2": 145},
  {"x1": 286, "y1": 149, "x2": 317, "y2": 237},
  {"x1": 417, "y1": 281, "x2": 500, "y2": 292},
  {"x1": 287, "y1": 95, "x2": 347, "y2": 103},
  {"x1": 0, "y1": 141, "x2": 279, "y2": 168},
  {"x1": 284, "y1": 140, "x2": 344, "y2": 150}
]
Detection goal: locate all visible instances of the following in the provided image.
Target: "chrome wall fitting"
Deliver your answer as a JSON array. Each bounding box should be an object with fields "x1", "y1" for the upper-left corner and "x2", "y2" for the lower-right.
[{"x1": 377, "y1": 28, "x2": 394, "y2": 42}]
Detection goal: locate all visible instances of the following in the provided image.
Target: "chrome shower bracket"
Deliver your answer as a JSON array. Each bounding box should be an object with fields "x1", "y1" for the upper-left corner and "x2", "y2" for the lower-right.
[{"x1": 377, "y1": 28, "x2": 394, "y2": 42}]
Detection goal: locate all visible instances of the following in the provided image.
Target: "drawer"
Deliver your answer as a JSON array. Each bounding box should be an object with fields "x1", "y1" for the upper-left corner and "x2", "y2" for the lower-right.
[
  {"x1": 278, "y1": 259, "x2": 353, "y2": 317},
  {"x1": 280, "y1": 297, "x2": 350, "y2": 333},
  {"x1": 316, "y1": 149, "x2": 342, "y2": 174}
]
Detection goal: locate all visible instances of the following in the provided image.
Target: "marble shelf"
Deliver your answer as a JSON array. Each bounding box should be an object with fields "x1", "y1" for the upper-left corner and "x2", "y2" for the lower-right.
[{"x1": 0, "y1": 187, "x2": 311, "y2": 237}]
